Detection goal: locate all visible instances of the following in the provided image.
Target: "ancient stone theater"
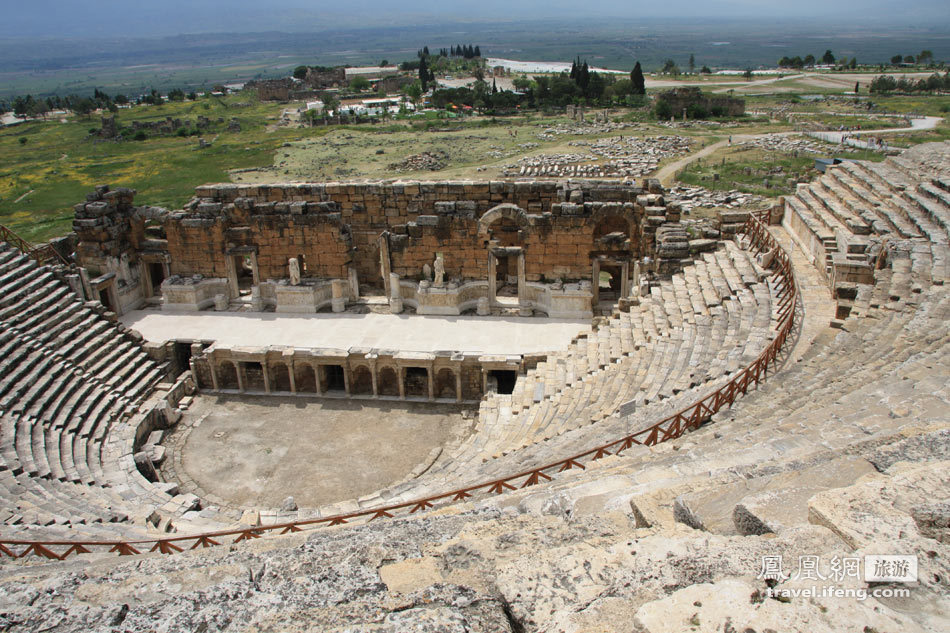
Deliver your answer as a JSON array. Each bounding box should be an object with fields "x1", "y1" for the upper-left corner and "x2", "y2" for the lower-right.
[{"x1": 0, "y1": 142, "x2": 947, "y2": 632}]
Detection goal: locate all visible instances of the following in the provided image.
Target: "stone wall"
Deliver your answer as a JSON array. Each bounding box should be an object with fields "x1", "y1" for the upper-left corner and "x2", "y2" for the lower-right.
[
  {"x1": 181, "y1": 180, "x2": 677, "y2": 286},
  {"x1": 73, "y1": 179, "x2": 684, "y2": 310},
  {"x1": 304, "y1": 67, "x2": 346, "y2": 89},
  {"x1": 247, "y1": 78, "x2": 294, "y2": 101}
]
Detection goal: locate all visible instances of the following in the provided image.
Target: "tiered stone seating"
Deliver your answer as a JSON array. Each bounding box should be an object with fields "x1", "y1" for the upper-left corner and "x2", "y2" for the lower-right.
[
  {"x1": 785, "y1": 142, "x2": 950, "y2": 286},
  {"x1": 339, "y1": 241, "x2": 778, "y2": 511},
  {"x1": 503, "y1": 270, "x2": 949, "y2": 545},
  {"x1": 0, "y1": 242, "x2": 166, "y2": 532}
]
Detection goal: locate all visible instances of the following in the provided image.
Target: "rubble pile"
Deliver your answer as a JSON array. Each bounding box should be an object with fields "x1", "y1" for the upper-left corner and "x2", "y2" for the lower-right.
[
  {"x1": 501, "y1": 136, "x2": 693, "y2": 179},
  {"x1": 667, "y1": 185, "x2": 769, "y2": 213},
  {"x1": 536, "y1": 121, "x2": 635, "y2": 140},
  {"x1": 388, "y1": 151, "x2": 449, "y2": 172},
  {"x1": 737, "y1": 134, "x2": 858, "y2": 155}
]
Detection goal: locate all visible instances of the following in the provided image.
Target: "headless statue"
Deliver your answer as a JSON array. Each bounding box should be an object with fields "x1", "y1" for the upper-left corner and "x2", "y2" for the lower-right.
[
  {"x1": 288, "y1": 257, "x2": 301, "y2": 286},
  {"x1": 433, "y1": 254, "x2": 445, "y2": 288}
]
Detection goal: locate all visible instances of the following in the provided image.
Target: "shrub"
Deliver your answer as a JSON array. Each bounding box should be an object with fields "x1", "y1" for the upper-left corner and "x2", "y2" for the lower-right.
[
  {"x1": 654, "y1": 99, "x2": 673, "y2": 120},
  {"x1": 133, "y1": 130, "x2": 148, "y2": 141}
]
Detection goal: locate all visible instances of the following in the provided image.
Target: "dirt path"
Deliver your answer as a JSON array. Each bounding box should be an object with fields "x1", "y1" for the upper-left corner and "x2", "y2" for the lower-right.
[{"x1": 657, "y1": 115, "x2": 943, "y2": 185}]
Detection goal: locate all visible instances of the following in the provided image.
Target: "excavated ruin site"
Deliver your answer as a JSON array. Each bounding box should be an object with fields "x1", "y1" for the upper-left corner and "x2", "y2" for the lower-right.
[{"x1": 0, "y1": 141, "x2": 947, "y2": 631}]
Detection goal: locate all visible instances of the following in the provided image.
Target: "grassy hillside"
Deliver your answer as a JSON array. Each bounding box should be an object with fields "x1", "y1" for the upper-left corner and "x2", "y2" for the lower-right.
[{"x1": 0, "y1": 93, "x2": 318, "y2": 242}]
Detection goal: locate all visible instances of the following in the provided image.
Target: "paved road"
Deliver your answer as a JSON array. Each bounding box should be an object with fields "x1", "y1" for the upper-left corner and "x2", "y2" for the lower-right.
[{"x1": 806, "y1": 116, "x2": 942, "y2": 149}]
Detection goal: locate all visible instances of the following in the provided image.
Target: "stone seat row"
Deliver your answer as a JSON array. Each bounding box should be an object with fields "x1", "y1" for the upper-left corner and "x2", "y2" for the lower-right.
[
  {"x1": 478, "y1": 272, "x2": 949, "y2": 545},
  {"x1": 343, "y1": 242, "x2": 779, "y2": 510},
  {"x1": 784, "y1": 148, "x2": 950, "y2": 288},
  {"x1": 0, "y1": 242, "x2": 166, "y2": 532}
]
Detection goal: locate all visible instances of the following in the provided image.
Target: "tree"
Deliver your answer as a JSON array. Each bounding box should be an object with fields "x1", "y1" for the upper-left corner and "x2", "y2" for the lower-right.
[
  {"x1": 850, "y1": 58, "x2": 857, "y2": 70},
  {"x1": 404, "y1": 82, "x2": 423, "y2": 104},
  {"x1": 168, "y1": 88, "x2": 186, "y2": 101},
  {"x1": 492, "y1": 78, "x2": 498, "y2": 94},
  {"x1": 293, "y1": 65, "x2": 309, "y2": 79},
  {"x1": 323, "y1": 93, "x2": 340, "y2": 116},
  {"x1": 661, "y1": 59, "x2": 679, "y2": 76},
  {"x1": 474, "y1": 46, "x2": 481, "y2": 57},
  {"x1": 904, "y1": 55, "x2": 915, "y2": 64},
  {"x1": 804, "y1": 54, "x2": 816, "y2": 66},
  {"x1": 187, "y1": 92, "x2": 197, "y2": 101},
  {"x1": 891, "y1": 54, "x2": 904, "y2": 65},
  {"x1": 743, "y1": 68, "x2": 754, "y2": 81},
  {"x1": 700, "y1": 65, "x2": 711, "y2": 74},
  {"x1": 655, "y1": 99, "x2": 673, "y2": 120},
  {"x1": 419, "y1": 56, "x2": 430, "y2": 92},
  {"x1": 822, "y1": 49, "x2": 835, "y2": 65},
  {"x1": 855, "y1": 81, "x2": 860, "y2": 94},
  {"x1": 631, "y1": 61, "x2": 645, "y2": 94},
  {"x1": 918, "y1": 50, "x2": 933, "y2": 65},
  {"x1": 380, "y1": 59, "x2": 389, "y2": 67},
  {"x1": 349, "y1": 76, "x2": 370, "y2": 92},
  {"x1": 688, "y1": 54, "x2": 695, "y2": 74},
  {"x1": 512, "y1": 75, "x2": 532, "y2": 91}
]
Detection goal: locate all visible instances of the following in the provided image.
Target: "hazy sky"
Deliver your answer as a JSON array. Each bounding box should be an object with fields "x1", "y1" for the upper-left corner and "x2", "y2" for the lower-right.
[{"x1": 2, "y1": 1, "x2": 947, "y2": 38}]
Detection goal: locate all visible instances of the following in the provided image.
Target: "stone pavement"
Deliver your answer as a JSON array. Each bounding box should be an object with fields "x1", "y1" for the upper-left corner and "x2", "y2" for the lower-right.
[{"x1": 121, "y1": 310, "x2": 592, "y2": 355}]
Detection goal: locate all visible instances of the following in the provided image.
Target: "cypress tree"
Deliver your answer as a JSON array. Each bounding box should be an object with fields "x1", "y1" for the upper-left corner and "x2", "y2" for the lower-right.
[
  {"x1": 631, "y1": 61, "x2": 645, "y2": 95},
  {"x1": 419, "y1": 56, "x2": 429, "y2": 92},
  {"x1": 475, "y1": 45, "x2": 481, "y2": 57}
]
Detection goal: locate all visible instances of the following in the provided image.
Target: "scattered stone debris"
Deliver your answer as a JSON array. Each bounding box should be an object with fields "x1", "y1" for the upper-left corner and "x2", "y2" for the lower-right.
[
  {"x1": 537, "y1": 121, "x2": 636, "y2": 140},
  {"x1": 667, "y1": 185, "x2": 769, "y2": 213},
  {"x1": 389, "y1": 150, "x2": 449, "y2": 172},
  {"x1": 502, "y1": 136, "x2": 693, "y2": 178},
  {"x1": 737, "y1": 134, "x2": 862, "y2": 155}
]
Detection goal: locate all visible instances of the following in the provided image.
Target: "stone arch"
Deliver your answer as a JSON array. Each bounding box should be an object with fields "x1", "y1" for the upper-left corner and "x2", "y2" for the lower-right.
[
  {"x1": 295, "y1": 364, "x2": 317, "y2": 393},
  {"x1": 350, "y1": 365, "x2": 374, "y2": 395},
  {"x1": 272, "y1": 363, "x2": 292, "y2": 392},
  {"x1": 377, "y1": 366, "x2": 399, "y2": 397},
  {"x1": 217, "y1": 361, "x2": 238, "y2": 390},
  {"x1": 434, "y1": 368, "x2": 457, "y2": 399},
  {"x1": 591, "y1": 206, "x2": 638, "y2": 254},
  {"x1": 477, "y1": 204, "x2": 530, "y2": 237}
]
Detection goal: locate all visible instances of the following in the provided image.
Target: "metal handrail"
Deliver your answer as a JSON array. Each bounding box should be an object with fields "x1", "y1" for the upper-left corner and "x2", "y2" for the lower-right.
[
  {"x1": 0, "y1": 212, "x2": 798, "y2": 561},
  {"x1": 0, "y1": 225, "x2": 69, "y2": 266}
]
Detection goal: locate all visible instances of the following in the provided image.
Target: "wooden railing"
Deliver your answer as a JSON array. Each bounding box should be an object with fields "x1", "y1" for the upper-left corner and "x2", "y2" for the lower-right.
[
  {"x1": 0, "y1": 225, "x2": 69, "y2": 266},
  {"x1": 0, "y1": 212, "x2": 798, "y2": 561}
]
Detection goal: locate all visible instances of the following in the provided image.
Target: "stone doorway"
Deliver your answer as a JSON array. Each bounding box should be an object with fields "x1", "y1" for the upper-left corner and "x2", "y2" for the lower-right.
[
  {"x1": 404, "y1": 367, "x2": 429, "y2": 398},
  {"x1": 489, "y1": 247, "x2": 525, "y2": 308},
  {"x1": 226, "y1": 248, "x2": 259, "y2": 298},
  {"x1": 489, "y1": 370, "x2": 517, "y2": 394},
  {"x1": 591, "y1": 256, "x2": 630, "y2": 308},
  {"x1": 322, "y1": 365, "x2": 346, "y2": 393}
]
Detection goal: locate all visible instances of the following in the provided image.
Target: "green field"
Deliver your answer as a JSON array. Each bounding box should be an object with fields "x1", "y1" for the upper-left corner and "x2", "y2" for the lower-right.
[
  {"x1": 676, "y1": 145, "x2": 885, "y2": 197},
  {"x1": 0, "y1": 93, "x2": 320, "y2": 241}
]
